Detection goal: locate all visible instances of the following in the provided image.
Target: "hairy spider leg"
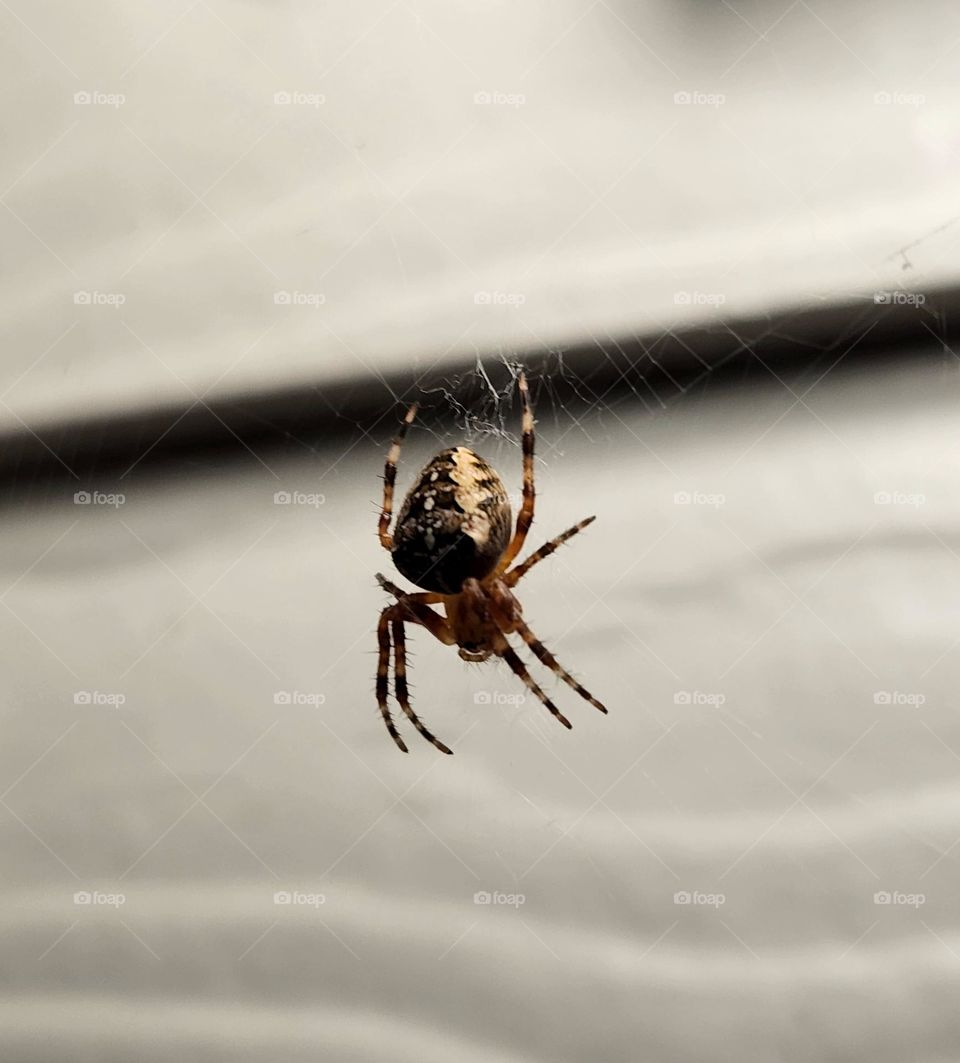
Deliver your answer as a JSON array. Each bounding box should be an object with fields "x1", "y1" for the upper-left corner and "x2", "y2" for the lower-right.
[
  {"x1": 497, "y1": 643, "x2": 572, "y2": 729},
  {"x1": 391, "y1": 618, "x2": 453, "y2": 754},
  {"x1": 488, "y1": 587, "x2": 607, "y2": 715},
  {"x1": 504, "y1": 516, "x2": 596, "y2": 587},
  {"x1": 378, "y1": 402, "x2": 418, "y2": 551},
  {"x1": 376, "y1": 610, "x2": 408, "y2": 753},
  {"x1": 495, "y1": 371, "x2": 536, "y2": 574}
]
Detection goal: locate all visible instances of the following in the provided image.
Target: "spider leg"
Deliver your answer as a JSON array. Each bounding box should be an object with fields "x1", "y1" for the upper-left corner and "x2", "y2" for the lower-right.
[
  {"x1": 376, "y1": 609, "x2": 408, "y2": 753},
  {"x1": 495, "y1": 370, "x2": 535, "y2": 574},
  {"x1": 391, "y1": 618, "x2": 453, "y2": 754},
  {"x1": 498, "y1": 644, "x2": 572, "y2": 730},
  {"x1": 376, "y1": 575, "x2": 455, "y2": 645},
  {"x1": 376, "y1": 573, "x2": 443, "y2": 606},
  {"x1": 378, "y1": 402, "x2": 418, "y2": 551},
  {"x1": 508, "y1": 614, "x2": 607, "y2": 715},
  {"x1": 504, "y1": 516, "x2": 596, "y2": 587}
]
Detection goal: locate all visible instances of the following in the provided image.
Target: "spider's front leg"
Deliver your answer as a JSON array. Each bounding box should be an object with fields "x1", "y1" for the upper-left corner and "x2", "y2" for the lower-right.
[{"x1": 378, "y1": 402, "x2": 418, "y2": 551}]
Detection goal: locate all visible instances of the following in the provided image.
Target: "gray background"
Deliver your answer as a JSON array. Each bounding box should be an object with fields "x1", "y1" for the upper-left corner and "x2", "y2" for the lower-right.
[{"x1": 3, "y1": 1, "x2": 960, "y2": 1061}]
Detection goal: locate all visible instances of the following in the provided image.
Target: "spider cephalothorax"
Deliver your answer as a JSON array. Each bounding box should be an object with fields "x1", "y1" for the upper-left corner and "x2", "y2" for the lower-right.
[{"x1": 375, "y1": 371, "x2": 607, "y2": 754}]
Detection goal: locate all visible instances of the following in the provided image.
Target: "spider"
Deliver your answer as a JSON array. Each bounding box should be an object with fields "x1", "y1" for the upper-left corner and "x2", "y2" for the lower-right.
[{"x1": 375, "y1": 370, "x2": 607, "y2": 754}]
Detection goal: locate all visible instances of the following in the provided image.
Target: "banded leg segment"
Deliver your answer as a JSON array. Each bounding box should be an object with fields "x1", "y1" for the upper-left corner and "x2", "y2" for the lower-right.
[
  {"x1": 376, "y1": 575, "x2": 455, "y2": 646},
  {"x1": 498, "y1": 644, "x2": 572, "y2": 730},
  {"x1": 511, "y1": 615, "x2": 607, "y2": 714},
  {"x1": 378, "y1": 403, "x2": 418, "y2": 551},
  {"x1": 496, "y1": 371, "x2": 535, "y2": 573},
  {"x1": 377, "y1": 610, "x2": 408, "y2": 752},
  {"x1": 392, "y1": 619, "x2": 453, "y2": 754},
  {"x1": 504, "y1": 516, "x2": 596, "y2": 587}
]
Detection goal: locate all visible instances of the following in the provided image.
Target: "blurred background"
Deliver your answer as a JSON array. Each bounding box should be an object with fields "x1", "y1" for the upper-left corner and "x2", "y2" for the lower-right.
[{"x1": 3, "y1": 1, "x2": 960, "y2": 1060}]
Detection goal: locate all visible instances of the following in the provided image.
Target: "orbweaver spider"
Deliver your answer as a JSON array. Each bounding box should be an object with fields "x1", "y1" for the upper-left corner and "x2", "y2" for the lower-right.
[{"x1": 375, "y1": 370, "x2": 607, "y2": 754}]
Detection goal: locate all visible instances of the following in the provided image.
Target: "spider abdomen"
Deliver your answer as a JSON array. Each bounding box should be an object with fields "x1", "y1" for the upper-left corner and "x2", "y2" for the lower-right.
[{"x1": 391, "y1": 446, "x2": 512, "y2": 594}]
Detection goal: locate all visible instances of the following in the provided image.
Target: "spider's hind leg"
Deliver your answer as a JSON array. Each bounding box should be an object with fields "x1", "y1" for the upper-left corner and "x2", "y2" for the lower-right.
[
  {"x1": 377, "y1": 609, "x2": 408, "y2": 753},
  {"x1": 391, "y1": 618, "x2": 453, "y2": 754},
  {"x1": 499, "y1": 644, "x2": 572, "y2": 730},
  {"x1": 487, "y1": 582, "x2": 607, "y2": 715}
]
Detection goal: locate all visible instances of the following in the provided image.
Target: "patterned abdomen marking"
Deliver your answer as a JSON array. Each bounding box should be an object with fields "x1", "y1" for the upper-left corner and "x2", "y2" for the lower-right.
[{"x1": 392, "y1": 447, "x2": 512, "y2": 594}]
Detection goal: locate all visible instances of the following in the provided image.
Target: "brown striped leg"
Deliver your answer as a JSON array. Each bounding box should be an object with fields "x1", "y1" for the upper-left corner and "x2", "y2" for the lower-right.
[
  {"x1": 377, "y1": 610, "x2": 408, "y2": 752},
  {"x1": 496, "y1": 370, "x2": 535, "y2": 573},
  {"x1": 376, "y1": 574, "x2": 442, "y2": 605},
  {"x1": 376, "y1": 576, "x2": 456, "y2": 647},
  {"x1": 378, "y1": 402, "x2": 418, "y2": 551},
  {"x1": 391, "y1": 619, "x2": 453, "y2": 754},
  {"x1": 510, "y1": 615, "x2": 607, "y2": 715},
  {"x1": 498, "y1": 644, "x2": 572, "y2": 730},
  {"x1": 504, "y1": 516, "x2": 596, "y2": 587}
]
